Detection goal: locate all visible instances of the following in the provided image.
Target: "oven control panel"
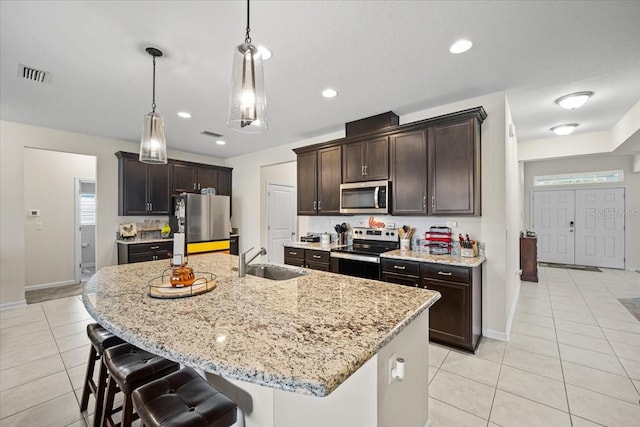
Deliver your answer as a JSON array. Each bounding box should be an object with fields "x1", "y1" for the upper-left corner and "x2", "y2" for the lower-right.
[{"x1": 352, "y1": 227, "x2": 398, "y2": 242}]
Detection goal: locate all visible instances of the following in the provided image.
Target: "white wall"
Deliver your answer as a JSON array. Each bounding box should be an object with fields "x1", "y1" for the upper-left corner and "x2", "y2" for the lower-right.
[
  {"x1": 0, "y1": 120, "x2": 226, "y2": 306},
  {"x1": 24, "y1": 148, "x2": 96, "y2": 287},
  {"x1": 523, "y1": 154, "x2": 640, "y2": 270},
  {"x1": 228, "y1": 91, "x2": 518, "y2": 339}
]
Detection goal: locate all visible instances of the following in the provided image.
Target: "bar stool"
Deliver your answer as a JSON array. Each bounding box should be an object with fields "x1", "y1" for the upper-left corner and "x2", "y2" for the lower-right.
[
  {"x1": 100, "y1": 343, "x2": 180, "y2": 427},
  {"x1": 79, "y1": 323, "x2": 126, "y2": 420},
  {"x1": 132, "y1": 367, "x2": 237, "y2": 427}
]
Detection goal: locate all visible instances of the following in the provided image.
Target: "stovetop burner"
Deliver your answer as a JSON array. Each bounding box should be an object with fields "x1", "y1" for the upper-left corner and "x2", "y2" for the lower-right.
[{"x1": 331, "y1": 227, "x2": 400, "y2": 257}]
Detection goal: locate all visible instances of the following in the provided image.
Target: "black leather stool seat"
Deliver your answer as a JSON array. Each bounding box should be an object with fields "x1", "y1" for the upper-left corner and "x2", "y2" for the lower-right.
[
  {"x1": 103, "y1": 343, "x2": 180, "y2": 395},
  {"x1": 132, "y1": 367, "x2": 237, "y2": 427},
  {"x1": 87, "y1": 323, "x2": 125, "y2": 355}
]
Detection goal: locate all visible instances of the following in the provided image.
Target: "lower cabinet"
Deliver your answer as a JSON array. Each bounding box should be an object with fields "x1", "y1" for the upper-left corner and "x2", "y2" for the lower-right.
[
  {"x1": 380, "y1": 258, "x2": 420, "y2": 286},
  {"x1": 420, "y1": 263, "x2": 482, "y2": 352},
  {"x1": 118, "y1": 241, "x2": 173, "y2": 265},
  {"x1": 230, "y1": 235, "x2": 239, "y2": 256},
  {"x1": 283, "y1": 246, "x2": 331, "y2": 271}
]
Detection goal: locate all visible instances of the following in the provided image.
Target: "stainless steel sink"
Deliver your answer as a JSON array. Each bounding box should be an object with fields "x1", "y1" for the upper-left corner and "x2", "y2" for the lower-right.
[{"x1": 245, "y1": 264, "x2": 307, "y2": 281}]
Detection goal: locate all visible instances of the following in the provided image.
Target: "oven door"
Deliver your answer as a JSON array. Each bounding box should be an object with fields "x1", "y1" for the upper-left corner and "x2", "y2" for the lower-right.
[
  {"x1": 340, "y1": 180, "x2": 388, "y2": 214},
  {"x1": 330, "y1": 252, "x2": 381, "y2": 280}
]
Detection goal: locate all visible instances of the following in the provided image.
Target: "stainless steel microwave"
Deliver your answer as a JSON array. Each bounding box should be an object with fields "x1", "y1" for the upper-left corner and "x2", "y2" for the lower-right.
[{"x1": 340, "y1": 180, "x2": 389, "y2": 214}]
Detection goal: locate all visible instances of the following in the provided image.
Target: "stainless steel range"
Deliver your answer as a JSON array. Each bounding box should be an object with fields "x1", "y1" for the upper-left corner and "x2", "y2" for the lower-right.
[{"x1": 330, "y1": 227, "x2": 399, "y2": 280}]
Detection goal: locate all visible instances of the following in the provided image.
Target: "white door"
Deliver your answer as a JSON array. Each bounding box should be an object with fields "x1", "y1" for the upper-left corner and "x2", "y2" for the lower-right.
[
  {"x1": 575, "y1": 188, "x2": 625, "y2": 269},
  {"x1": 266, "y1": 183, "x2": 296, "y2": 264},
  {"x1": 532, "y1": 190, "x2": 575, "y2": 264}
]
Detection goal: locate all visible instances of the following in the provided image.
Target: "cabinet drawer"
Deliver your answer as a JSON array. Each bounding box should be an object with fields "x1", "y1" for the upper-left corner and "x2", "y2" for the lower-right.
[
  {"x1": 306, "y1": 260, "x2": 331, "y2": 272},
  {"x1": 381, "y1": 271, "x2": 420, "y2": 287},
  {"x1": 284, "y1": 257, "x2": 305, "y2": 268},
  {"x1": 284, "y1": 247, "x2": 304, "y2": 259},
  {"x1": 381, "y1": 258, "x2": 420, "y2": 276},
  {"x1": 128, "y1": 241, "x2": 173, "y2": 255},
  {"x1": 421, "y1": 263, "x2": 470, "y2": 284},
  {"x1": 305, "y1": 250, "x2": 330, "y2": 264}
]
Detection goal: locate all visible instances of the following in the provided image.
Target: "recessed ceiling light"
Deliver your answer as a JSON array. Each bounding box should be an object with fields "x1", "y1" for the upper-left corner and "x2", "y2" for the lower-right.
[
  {"x1": 322, "y1": 88, "x2": 338, "y2": 98},
  {"x1": 216, "y1": 140, "x2": 226, "y2": 145},
  {"x1": 449, "y1": 39, "x2": 473, "y2": 54},
  {"x1": 551, "y1": 124, "x2": 579, "y2": 136},
  {"x1": 177, "y1": 112, "x2": 191, "y2": 118},
  {"x1": 257, "y1": 46, "x2": 272, "y2": 60},
  {"x1": 555, "y1": 91, "x2": 593, "y2": 110}
]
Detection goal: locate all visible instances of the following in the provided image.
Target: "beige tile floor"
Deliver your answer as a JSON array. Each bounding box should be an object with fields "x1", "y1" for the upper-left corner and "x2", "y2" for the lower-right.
[{"x1": 0, "y1": 266, "x2": 638, "y2": 426}]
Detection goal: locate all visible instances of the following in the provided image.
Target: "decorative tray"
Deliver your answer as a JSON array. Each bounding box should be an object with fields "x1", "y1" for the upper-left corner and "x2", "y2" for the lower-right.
[{"x1": 148, "y1": 269, "x2": 216, "y2": 299}]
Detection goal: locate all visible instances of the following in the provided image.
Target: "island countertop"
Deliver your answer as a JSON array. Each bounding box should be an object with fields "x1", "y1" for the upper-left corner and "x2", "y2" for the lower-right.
[{"x1": 82, "y1": 253, "x2": 440, "y2": 397}]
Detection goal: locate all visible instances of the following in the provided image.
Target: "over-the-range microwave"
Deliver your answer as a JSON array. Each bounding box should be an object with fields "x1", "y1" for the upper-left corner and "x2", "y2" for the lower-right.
[{"x1": 340, "y1": 180, "x2": 389, "y2": 214}]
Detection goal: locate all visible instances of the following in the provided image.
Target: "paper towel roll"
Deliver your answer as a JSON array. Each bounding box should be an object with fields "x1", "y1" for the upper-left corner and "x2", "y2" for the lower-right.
[{"x1": 173, "y1": 233, "x2": 185, "y2": 265}]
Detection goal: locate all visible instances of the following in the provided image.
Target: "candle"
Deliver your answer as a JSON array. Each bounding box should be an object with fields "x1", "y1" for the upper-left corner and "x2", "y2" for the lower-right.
[{"x1": 173, "y1": 233, "x2": 185, "y2": 265}]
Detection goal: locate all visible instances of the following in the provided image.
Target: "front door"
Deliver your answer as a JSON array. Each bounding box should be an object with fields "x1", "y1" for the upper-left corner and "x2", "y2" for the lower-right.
[
  {"x1": 574, "y1": 188, "x2": 625, "y2": 269},
  {"x1": 533, "y1": 190, "x2": 575, "y2": 264},
  {"x1": 267, "y1": 184, "x2": 296, "y2": 264}
]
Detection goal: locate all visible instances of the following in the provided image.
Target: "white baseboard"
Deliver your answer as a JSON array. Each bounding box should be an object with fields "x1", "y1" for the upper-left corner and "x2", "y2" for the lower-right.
[
  {"x1": 0, "y1": 299, "x2": 27, "y2": 311},
  {"x1": 483, "y1": 328, "x2": 508, "y2": 342},
  {"x1": 504, "y1": 279, "x2": 521, "y2": 340},
  {"x1": 25, "y1": 279, "x2": 77, "y2": 291},
  {"x1": 627, "y1": 266, "x2": 640, "y2": 272}
]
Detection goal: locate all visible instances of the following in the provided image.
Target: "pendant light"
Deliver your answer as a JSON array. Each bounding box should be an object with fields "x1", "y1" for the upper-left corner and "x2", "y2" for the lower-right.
[
  {"x1": 228, "y1": 0, "x2": 267, "y2": 132},
  {"x1": 139, "y1": 47, "x2": 168, "y2": 164}
]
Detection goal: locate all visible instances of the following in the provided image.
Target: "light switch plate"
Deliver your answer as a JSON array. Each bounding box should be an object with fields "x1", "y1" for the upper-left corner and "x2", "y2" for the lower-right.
[
  {"x1": 35, "y1": 221, "x2": 43, "y2": 231},
  {"x1": 446, "y1": 221, "x2": 457, "y2": 228}
]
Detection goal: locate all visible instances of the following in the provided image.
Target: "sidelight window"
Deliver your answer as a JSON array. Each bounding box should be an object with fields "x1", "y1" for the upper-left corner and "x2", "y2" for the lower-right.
[{"x1": 533, "y1": 170, "x2": 623, "y2": 186}]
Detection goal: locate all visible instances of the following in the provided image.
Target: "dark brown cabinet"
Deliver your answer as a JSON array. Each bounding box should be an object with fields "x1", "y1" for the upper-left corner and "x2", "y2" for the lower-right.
[
  {"x1": 116, "y1": 152, "x2": 170, "y2": 216},
  {"x1": 381, "y1": 258, "x2": 420, "y2": 286},
  {"x1": 390, "y1": 129, "x2": 428, "y2": 215},
  {"x1": 283, "y1": 246, "x2": 331, "y2": 271},
  {"x1": 295, "y1": 146, "x2": 341, "y2": 215},
  {"x1": 284, "y1": 246, "x2": 305, "y2": 267},
  {"x1": 428, "y1": 117, "x2": 481, "y2": 215},
  {"x1": 342, "y1": 137, "x2": 389, "y2": 183},
  {"x1": 520, "y1": 237, "x2": 538, "y2": 282},
  {"x1": 420, "y1": 263, "x2": 481, "y2": 352},
  {"x1": 117, "y1": 241, "x2": 173, "y2": 265},
  {"x1": 170, "y1": 162, "x2": 232, "y2": 196}
]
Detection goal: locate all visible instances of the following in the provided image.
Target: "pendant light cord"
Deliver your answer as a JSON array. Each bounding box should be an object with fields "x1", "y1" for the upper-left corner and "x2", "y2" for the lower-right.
[
  {"x1": 245, "y1": 0, "x2": 252, "y2": 44},
  {"x1": 151, "y1": 55, "x2": 157, "y2": 112}
]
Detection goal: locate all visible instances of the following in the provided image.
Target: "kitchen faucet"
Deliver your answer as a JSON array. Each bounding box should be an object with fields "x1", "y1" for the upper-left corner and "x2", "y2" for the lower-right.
[{"x1": 238, "y1": 247, "x2": 267, "y2": 277}]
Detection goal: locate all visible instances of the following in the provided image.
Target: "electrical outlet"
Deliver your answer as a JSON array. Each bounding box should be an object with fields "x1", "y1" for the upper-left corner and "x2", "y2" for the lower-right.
[
  {"x1": 35, "y1": 221, "x2": 43, "y2": 231},
  {"x1": 446, "y1": 221, "x2": 457, "y2": 228},
  {"x1": 387, "y1": 222, "x2": 395, "y2": 229},
  {"x1": 388, "y1": 353, "x2": 397, "y2": 384}
]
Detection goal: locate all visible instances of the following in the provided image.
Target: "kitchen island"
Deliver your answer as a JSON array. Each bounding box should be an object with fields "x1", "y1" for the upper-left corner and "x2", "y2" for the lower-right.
[{"x1": 83, "y1": 253, "x2": 440, "y2": 427}]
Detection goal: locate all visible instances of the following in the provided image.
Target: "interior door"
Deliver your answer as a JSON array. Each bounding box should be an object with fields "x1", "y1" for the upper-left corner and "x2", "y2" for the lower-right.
[
  {"x1": 267, "y1": 184, "x2": 296, "y2": 264},
  {"x1": 532, "y1": 190, "x2": 575, "y2": 264},
  {"x1": 575, "y1": 188, "x2": 625, "y2": 269}
]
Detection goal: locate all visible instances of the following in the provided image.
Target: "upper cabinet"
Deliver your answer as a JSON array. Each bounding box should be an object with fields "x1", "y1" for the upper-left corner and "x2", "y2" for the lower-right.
[
  {"x1": 295, "y1": 146, "x2": 341, "y2": 215},
  {"x1": 342, "y1": 137, "x2": 389, "y2": 183},
  {"x1": 116, "y1": 152, "x2": 170, "y2": 216},
  {"x1": 390, "y1": 129, "x2": 427, "y2": 215},
  {"x1": 170, "y1": 162, "x2": 233, "y2": 195},
  {"x1": 428, "y1": 117, "x2": 481, "y2": 215}
]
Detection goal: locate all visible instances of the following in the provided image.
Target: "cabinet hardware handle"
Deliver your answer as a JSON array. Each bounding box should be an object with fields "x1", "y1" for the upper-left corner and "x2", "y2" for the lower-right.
[
  {"x1": 364, "y1": 165, "x2": 368, "y2": 175},
  {"x1": 423, "y1": 196, "x2": 426, "y2": 210},
  {"x1": 193, "y1": 182, "x2": 196, "y2": 190},
  {"x1": 150, "y1": 246, "x2": 159, "y2": 250},
  {"x1": 290, "y1": 251, "x2": 297, "y2": 255},
  {"x1": 432, "y1": 196, "x2": 436, "y2": 210},
  {"x1": 313, "y1": 201, "x2": 317, "y2": 210},
  {"x1": 393, "y1": 265, "x2": 406, "y2": 270},
  {"x1": 437, "y1": 271, "x2": 452, "y2": 276},
  {"x1": 198, "y1": 183, "x2": 201, "y2": 191},
  {"x1": 149, "y1": 202, "x2": 152, "y2": 211},
  {"x1": 312, "y1": 255, "x2": 321, "y2": 259},
  {"x1": 318, "y1": 200, "x2": 322, "y2": 209},
  {"x1": 361, "y1": 165, "x2": 365, "y2": 176}
]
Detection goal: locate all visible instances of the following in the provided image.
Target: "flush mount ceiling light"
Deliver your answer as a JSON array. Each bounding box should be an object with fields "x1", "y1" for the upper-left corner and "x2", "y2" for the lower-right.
[
  {"x1": 139, "y1": 47, "x2": 168, "y2": 164},
  {"x1": 449, "y1": 39, "x2": 473, "y2": 54},
  {"x1": 177, "y1": 111, "x2": 192, "y2": 118},
  {"x1": 555, "y1": 91, "x2": 593, "y2": 110},
  {"x1": 551, "y1": 123, "x2": 579, "y2": 136},
  {"x1": 216, "y1": 140, "x2": 226, "y2": 145},
  {"x1": 322, "y1": 88, "x2": 338, "y2": 98},
  {"x1": 228, "y1": 0, "x2": 267, "y2": 133}
]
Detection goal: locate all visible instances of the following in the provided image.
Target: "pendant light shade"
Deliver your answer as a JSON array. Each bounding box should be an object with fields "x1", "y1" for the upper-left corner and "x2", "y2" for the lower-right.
[
  {"x1": 140, "y1": 47, "x2": 168, "y2": 164},
  {"x1": 228, "y1": 0, "x2": 267, "y2": 132}
]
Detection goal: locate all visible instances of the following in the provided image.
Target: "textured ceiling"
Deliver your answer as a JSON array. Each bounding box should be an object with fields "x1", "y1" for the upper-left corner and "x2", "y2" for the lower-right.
[{"x1": 1, "y1": 1, "x2": 639, "y2": 158}]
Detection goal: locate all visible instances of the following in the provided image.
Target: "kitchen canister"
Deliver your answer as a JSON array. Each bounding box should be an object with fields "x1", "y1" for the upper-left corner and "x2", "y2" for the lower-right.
[
  {"x1": 400, "y1": 238, "x2": 410, "y2": 251},
  {"x1": 320, "y1": 233, "x2": 331, "y2": 245}
]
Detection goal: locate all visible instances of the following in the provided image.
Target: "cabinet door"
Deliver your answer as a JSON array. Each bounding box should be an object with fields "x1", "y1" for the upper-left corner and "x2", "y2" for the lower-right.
[
  {"x1": 147, "y1": 163, "x2": 170, "y2": 214},
  {"x1": 172, "y1": 163, "x2": 198, "y2": 194},
  {"x1": 424, "y1": 278, "x2": 470, "y2": 349},
  {"x1": 428, "y1": 118, "x2": 480, "y2": 215},
  {"x1": 317, "y1": 146, "x2": 342, "y2": 215},
  {"x1": 120, "y1": 157, "x2": 148, "y2": 215},
  {"x1": 297, "y1": 151, "x2": 318, "y2": 215},
  {"x1": 230, "y1": 235, "x2": 239, "y2": 256},
  {"x1": 390, "y1": 129, "x2": 427, "y2": 215},
  {"x1": 217, "y1": 169, "x2": 232, "y2": 196},
  {"x1": 363, "y1": 137, "x2": 389, "y2": 181},
  {"x1": 342, "y1": 141, "x2": 365, "y2": 183},
  {"x1": 197, "y1": 167, "x2": 218, "y2": 192}
]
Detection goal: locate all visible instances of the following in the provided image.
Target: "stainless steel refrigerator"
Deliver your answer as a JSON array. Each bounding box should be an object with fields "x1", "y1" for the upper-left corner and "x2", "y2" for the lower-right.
[{"x1": 174, "y1": 194, "x2": 230, "y2": 243}]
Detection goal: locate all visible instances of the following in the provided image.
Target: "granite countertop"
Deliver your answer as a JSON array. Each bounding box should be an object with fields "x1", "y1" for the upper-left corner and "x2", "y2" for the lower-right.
[
  {"x1": 116, "y1": 238, "x2": 174, "y2": 245},
  {"x1": 285, "y1": 241, "x2": 347, "y2": 251},
  {"x1": 82, "y1": 253, "x2": 440, "y2": 397},
  {"x1": 381, "y1": 250, "x2": 486, "y2": 267}
]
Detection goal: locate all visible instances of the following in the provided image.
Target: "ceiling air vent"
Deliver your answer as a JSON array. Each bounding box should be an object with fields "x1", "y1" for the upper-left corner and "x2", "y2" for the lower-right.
[
  {"x1": 18, "y1": 64, "x2": 52, "y2": 83},
  {"x1": 200, "y1": 130, "x2": 223, "y2": 138}
]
